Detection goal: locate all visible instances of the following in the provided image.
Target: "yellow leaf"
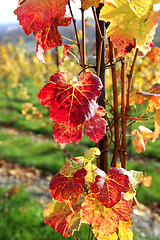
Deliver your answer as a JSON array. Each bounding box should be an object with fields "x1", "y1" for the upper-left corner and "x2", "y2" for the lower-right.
[
  {"x1": 118, "y1": 220, "x2": 133, "y2": 240},
  {"x1": 84, "y1": 147, "x2": 100, "y2": 161}
]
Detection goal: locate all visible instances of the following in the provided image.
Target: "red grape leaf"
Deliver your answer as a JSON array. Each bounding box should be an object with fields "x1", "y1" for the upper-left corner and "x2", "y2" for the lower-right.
[
  {"x1": 34, "y1": 16, "x2": 72, "y2": 51},
  {"x1": 81, "y1": 0, "x2": 101, "y2": 10},
  {"x1": 38, "y1": 72, "x2": 103, "y2": 127},
  {"x1": 99, "y1": 1, "x2": 160, "y2": 56},
  {"x1": 90, "y1": 167, "x2": 130, "y2": 208},
  {"x1": 44, "y1": 199, "x2": 81, "y2": 237},
  {"x1": 81, "y1": 194, "x2": 130, "y2": 236},
  {"x1": 49, "y1": 168, "x2": 87, "y2": 202},
  {"x1": 84, "y1": 106, "x2": 107, "y2": 143},
  {"x1": 52, "y1": 121, "x2": 83, "y2": 143},
  {"x1": 14, "y1": 0, "x2": 68, "y2": 35},
  {"x1": 59, "y1": 44, "x2": 73, "y2": 65}
]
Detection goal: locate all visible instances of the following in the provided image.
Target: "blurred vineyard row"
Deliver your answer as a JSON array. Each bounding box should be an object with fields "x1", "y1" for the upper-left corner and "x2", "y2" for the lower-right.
[{"x1": 1, "y1": 40, "x2": 160, "y2": 125}]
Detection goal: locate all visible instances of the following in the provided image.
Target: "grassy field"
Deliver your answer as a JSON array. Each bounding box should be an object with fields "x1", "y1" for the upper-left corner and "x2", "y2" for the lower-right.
[{"x1": 0, "y1": 76, "x2": 160, "y2": 240}]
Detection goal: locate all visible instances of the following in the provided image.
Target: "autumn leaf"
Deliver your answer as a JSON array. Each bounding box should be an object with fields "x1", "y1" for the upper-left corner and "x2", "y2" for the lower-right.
[
  {"x1": 81, "y1": 0, "x2": 101, "y2": 10},
  {"x1": 93, "y1": 230, "x2": 118, "y2": 240},
  {"x1": 52, "y1": 120, "x2": 83, "y2": 144},
  {"x1": 49, "y1": 168, "x2": 87, "y2": 202},
  {"x1": 44, "y1": 199, "x2": 81, "y2": 237},
  {"x1": 14, "y1": 0, "x2": 68, "y2": 35},
  {"x1": 81, "y1": 194, "x2": 130, "y2": 236},
  {"x1": 143, "y1": 176, "x2": 152, "y2": 187},
  {"x1": 146, "y1": 46, "x2": 160, "y2": 63},
  {"x1": 84, "y1": 147, "x2": 101, "y2": 161},
  {"x1": 59, "y1": 44, "x2": 73, "y2": 65},
  {"x1": 90, "y1": 167, "x2": 130, "y2": 208},
  {"x1": 118, "y1": 220, "x2": 133, "y2": 240},
  {"x1": 120, "y1": 168, "x2": 143, "y2": 201},
  {"x1": 131, "y1": 125, "x2": 153, "y2": 153},
  {"x1": 84, "y1": 106, "x2": 108, "y2": 142},
  {"x1": 52, "y1": 106, "x2": 107, "y2": 144},
  {"x1": 60, "y1": 162, "x2": 75, "y2": 176},
  {"x1": 99, "y1": 0, "x2": 160, "y2": 56},
  {"x1": 38, "y1": 72, "x2": 103, "y2": 128}
]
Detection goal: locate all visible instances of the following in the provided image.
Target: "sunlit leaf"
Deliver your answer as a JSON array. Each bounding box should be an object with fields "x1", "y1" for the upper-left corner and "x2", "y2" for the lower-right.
[
  {"x1": 52, "y1": 121, "x2": 83, "y2": 143},
  {"x1": 146, "y1": 46, "x2": 160, "y2": 63},
  {"x1": 93, "y1": 228, "x2": 118, "y2": 240},
  {"x1": 84, "y1": 106, "x2": 108, "y2": 142},
  {"x1": 44, "y1": 199, "x2": 81, "y2": 237},
  {"x1": 81, "y1": 194, "x2": 130, "y2": 236},
  {"x1": 81, "y1": 0, "x2": 101, "y2": 10},
  {"x1": 49, "y1": 168, "x2": 87, "y2": 202},
  {"x1": 131, "y1": 129, "x2": 145, "y2": 153},
  {"x1": 143, "y1": 176, "x2": 152, "y2": 187},
  {"x1": 99, "y1": 0, "x2": 160, "y2": 56},
  {"x1": 84, "y1": 147, "x2": 101, "y2": 161},
  {"x1": 34, "y1": 16, "x2": 72, "y2": 51},
  {"x1": 59, "y1": 44, "x2": 73, "y2": 65},
  {"x1": 60, "y1": 162, "x2": 75, "y2": 176},
  {"x1": 14, "y1": 0, "x2": 68, "y2": 35},
  {"x1": 118, "y1": 220, "x2": 133, "y2": 240},
  {"x1": 38, "y1": 72, "x2": 103, "y2": 127},
  {"x1": 90, "y1": 167, "x2": 130, "y2": 207}
]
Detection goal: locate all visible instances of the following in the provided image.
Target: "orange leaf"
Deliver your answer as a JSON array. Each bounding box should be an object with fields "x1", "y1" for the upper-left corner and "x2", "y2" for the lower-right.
[
  {"x1": 142, "y1": 176, "x2": 152, "y2": 187},
  {"x1": 44, "y1": 199, "x2": 81, "y2": 237},
  {"x1": 81, "y1": 194, "x2": 131, "y2": 236},
  {"x1": 146, "y1": 46, "x2": 160, "y2": 63},
  {"x1": 131, "y1": 129, "x2": 145, "y2": 153}
]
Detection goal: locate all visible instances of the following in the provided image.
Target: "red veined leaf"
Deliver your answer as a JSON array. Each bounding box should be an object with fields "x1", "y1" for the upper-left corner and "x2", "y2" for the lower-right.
[
  {"x1": 90, "y1": 167, "x2": 130, "y2": 208},
  {"x1": 14, "y1": 0, "x2": 68, "y2": 35},
  {"x1": 81, "y1": 194, "x2": 130, "y2": 236},
  {"x1": 44, "y1": 199, "x2": 81, "y2": 237},
  {"x1": 52, "y1": 121, "x2": 83, "y2": 143},
  {"x1": 59, "y1": 44, "x2": 73, "y2": 65},
  {"x1": 38, "y1": 72, "x2": 103, "y2": 127},
  {"x1": 49, "y1": 168, "x2": 87, "y2": 202},
  {"x1": 81, "y1": 0, "x2": 101, "y2": 10},
  {"x1": 84, "y1": 106, "x2": 108, "y2": 143},
  {"x1": 34, "y1": 16, "x2": 72, "y2": 51}
]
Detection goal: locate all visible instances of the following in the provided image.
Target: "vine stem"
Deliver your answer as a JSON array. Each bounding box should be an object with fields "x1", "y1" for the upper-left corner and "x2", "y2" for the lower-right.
[
  {"x1": 95, "y1": 4, "x2": 109, "y2": 173},
  {"x1": 61, "y1": 35, "x2": 77, "y2": 45},
  {"x1": 126, "y1": 48, "x2": 139, "y2": 115},
  {"x1": 120, "y1": 58, "x2": 127, "y2": 169},
  {"x1": 81, "y1": 7, "x2": 86, "y2": 68},
  {"x1": 108, "y1": 37, "x2": 119, "y2": 167},
  {"x1": 92, "y1": 6, "x2": 103, "y2": 77},
  {"x1": 68, "y1": 0, "x2": 85, "y2": 72}
]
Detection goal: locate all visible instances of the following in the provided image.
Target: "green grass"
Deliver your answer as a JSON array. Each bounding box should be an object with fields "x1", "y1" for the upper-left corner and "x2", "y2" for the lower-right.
[{"x1": 0, "y1": 187, "x2": 88, "y2": 240}]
